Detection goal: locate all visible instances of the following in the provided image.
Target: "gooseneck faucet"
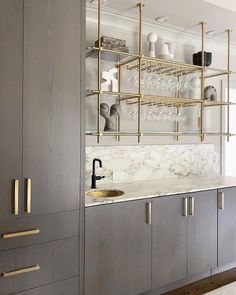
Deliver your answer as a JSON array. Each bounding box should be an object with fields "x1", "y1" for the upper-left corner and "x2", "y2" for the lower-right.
[{"x1": 91, "y1": 158, "x2": 105, "y2": 189}]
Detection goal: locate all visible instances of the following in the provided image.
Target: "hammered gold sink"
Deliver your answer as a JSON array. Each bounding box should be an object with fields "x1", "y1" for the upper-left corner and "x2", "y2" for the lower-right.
[{"x1": 86, "y1": 189, "x2": 124, "y2": 198}]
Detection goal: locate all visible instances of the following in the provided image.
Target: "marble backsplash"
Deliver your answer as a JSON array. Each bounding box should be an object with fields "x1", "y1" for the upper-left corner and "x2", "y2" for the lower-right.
[{"x1": 85, "y1": 144, "x2": 220, "y2": 187}]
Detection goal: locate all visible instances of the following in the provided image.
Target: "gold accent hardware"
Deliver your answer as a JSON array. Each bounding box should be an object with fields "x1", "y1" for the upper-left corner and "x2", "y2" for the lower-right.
[
  {"x1": 2, "y1": 265, "x2": 40, "y2": 278},
  {"x1": 3, "y1": 229, "x2": 40, "y2": 239},
  {"x1": 146, "y1": 202, "x2": 152, "y2": 224},
  {"x1": 189, "y1": 197, "x2": 195, "y2": 216},
  {"x1": 26, "y1": 178, "x2": 32, "y2": 214},
  {"x1": 183, "y1": 197, "x2": 188, "y2": 217},
  {"x1": 219, "y1": 192, "x2": 225, "y2": 210},
  {"x1": 86, "y1": 189, "x2": 124, "y2": 198},
  {"x1": 14, "y1": 179, "x2": 19, "y2": 216}
]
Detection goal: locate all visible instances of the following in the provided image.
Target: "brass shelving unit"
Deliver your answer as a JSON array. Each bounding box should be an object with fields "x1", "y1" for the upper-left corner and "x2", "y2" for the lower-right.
[{"x1": 86, "y1": 1, "x2": 234, "y2": 143}]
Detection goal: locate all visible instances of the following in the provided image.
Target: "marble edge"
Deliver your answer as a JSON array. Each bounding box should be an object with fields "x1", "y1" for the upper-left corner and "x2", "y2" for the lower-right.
[{"x1": 85, "y1": 177, "x2": 236, "y2": 208}]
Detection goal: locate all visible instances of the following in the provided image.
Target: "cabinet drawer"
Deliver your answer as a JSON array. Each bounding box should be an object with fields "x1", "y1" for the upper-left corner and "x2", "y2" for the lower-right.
[
  {"x1": 0, "y1": 210, "x2": 79, "y2": 251},
  {"x1": 13, "y1": 277, "x2": 78, "y2": 295},
  {"x1": 0, "y1": 237, "x2": 78, "y2": 295}
]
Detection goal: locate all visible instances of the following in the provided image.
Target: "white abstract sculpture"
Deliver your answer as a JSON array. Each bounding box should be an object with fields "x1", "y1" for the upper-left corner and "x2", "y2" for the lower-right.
[
  {"x1": 147, "y1": 33, "x2": 158, "y2": 57},
  {"x1": 190, "y1": 77, "x2": 201, "y2": 99},
  {"x1": 166, "y1": 42, "x2": 176, "y2": 59},
  {"x1": 101, "y1": 68, "x2": 118, "y2": 92}
]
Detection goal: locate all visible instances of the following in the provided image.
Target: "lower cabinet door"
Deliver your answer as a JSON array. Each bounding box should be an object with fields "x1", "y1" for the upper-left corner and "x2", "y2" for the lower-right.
[
  {"x1": 218, "y1": 187, "x2": 236, "y2": 266},
  {"x1": 0, "y1": 237, "x2": 78, "y2": 295},
  {"x1": 13, "y1": 277, "x2": 78, "y2": 295},
  {"x1": 85, "y1": 200, "x2": 152, "y2": 295},
  {"x1": 152, "y1": 195, "x2": 188, "y2": 289},
  {"x1": 187, "y1": 190, "x2": 217, "y2": 277}
]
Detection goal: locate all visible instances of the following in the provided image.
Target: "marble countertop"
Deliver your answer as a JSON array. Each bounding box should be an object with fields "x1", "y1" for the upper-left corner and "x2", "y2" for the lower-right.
[{"x1": 85, "y1": 176, "x2": 236, "y2": 207}]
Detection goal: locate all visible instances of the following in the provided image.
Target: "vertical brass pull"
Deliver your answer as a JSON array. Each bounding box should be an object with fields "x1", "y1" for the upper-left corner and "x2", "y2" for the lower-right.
[
  {"x1": 26, "y1": 178, "x2": 32, "y2": 214},
  {"x1": 219, "y1": 192, "x2": 225, "y2": 210},
  {"x1": 14, "y1": 179, "x2": 19, "y2": 215},
  {"x1": 146, "y1": 202, "x2": 152, "y2": 224},
  {"x1": 189, "y1": 197, "x2": 195, "y2": 216},
  {"x1": 183, "y1": 197, "x2": 188, "y2": 217}
]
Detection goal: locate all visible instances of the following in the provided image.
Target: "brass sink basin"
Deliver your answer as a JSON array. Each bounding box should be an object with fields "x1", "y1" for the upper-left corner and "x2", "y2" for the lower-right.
[{"x1": 86, "y1": 189, "x2": 124, "y2": 198}]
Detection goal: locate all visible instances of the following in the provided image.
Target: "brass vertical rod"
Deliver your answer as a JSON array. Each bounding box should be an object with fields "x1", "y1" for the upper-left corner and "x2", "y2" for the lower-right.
[
  {"x1": 227, "y1": 29, "x2": 231, "y2": 142},
  {"x1": 200, "y1": 22, "x2": 206, "y2": 142},
  {"x1": 117, "y1": 62, "x2": 121, "y2": 142},
  {"x1": 97, "y1": 0, "x2": 102, "y2": 143},
  {"x1": 176, "y1": 106, "x2": 179, "y2": 142},
  {"x1": 137, "y1": 3, "x2": 144, "y2": 143}
]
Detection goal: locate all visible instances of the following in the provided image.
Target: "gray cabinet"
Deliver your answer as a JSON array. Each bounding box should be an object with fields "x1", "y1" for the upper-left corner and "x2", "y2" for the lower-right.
[
  {"x1": 0, "y1": 0, "x2": 23, "y2": 220},
  {"x1": 85, "y1": 200, "x2": 152, "y2": 295},
  {"x1": 188, "y1": 191, "x2": 217, "y2": 277},
  {"x1": 23, "y1": 0, "x2": 81, "y2": 215},
  {"x1": 218, "y1": 187, "x2": 236, "y2": 266},
  {"x1": 0, "y1": 237, "x2": 78, "y2": 295},
  {"x1": 14, "y1": 278, "x2": 78, "y2": 295},
  {"x1": 152, "y1": 191, "x2": 217, "y2": 289},
  {"x1": 152, "y1": 195, "x2": 188, "y2": 289}
]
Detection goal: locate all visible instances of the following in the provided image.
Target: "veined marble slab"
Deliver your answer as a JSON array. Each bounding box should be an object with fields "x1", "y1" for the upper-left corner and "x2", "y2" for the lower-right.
[
  {"x1": 85, "y1": 176, "x2": 236, "y2": 207},
  {"x1": 86, "y1": 144, "x2": 220, "y2": 187}
]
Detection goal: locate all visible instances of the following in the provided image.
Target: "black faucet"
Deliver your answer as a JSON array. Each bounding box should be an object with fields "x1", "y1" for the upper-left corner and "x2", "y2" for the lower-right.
[{"x1": 91, "y1": 158, "x2": 105, "y2": 189}]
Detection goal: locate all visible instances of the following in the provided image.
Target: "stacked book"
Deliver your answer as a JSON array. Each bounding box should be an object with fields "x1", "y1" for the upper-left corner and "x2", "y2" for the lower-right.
[{"x1": 95, "y1": 36, "x2": 129, "y2": 53}]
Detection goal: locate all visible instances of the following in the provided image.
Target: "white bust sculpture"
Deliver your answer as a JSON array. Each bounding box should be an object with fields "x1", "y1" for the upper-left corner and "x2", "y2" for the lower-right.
[{"x1": 147, "y1": 32, "x2": 158, "y2": 58}]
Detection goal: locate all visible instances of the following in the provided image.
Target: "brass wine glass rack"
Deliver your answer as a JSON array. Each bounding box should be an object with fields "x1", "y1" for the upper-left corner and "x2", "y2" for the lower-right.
[{"x1": 86, "y1": 1, "x2": 235, "y2": 143}]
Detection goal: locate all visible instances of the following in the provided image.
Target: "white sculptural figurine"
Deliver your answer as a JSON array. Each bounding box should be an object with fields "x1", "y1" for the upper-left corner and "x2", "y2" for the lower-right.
[
  {"x1": 101, "y1": 68, "x2": 118, "y2": 92},
  {"x1": 147, "y1": 32, "x2": 158, "y2": 57},
  {"x1": 190, "y1": 77, "x2": 201, "y2": 99}
]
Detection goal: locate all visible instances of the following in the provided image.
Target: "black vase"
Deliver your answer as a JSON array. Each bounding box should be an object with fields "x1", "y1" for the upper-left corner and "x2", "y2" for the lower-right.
[{"x1": 193, "y1": 51, "x2": 212, "y2": 67}]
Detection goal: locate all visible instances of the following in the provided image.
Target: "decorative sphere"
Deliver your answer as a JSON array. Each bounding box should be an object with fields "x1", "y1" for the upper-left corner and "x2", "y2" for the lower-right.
[{"x1": 147, "y1": 32, "x2": 158, "y2": 42}]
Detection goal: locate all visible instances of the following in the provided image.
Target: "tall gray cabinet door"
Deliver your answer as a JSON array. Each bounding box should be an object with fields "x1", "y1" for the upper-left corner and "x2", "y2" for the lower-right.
[
  {"x1": 218, "y1": 187, "x2": 236, "y2": 266},
  {"x1": 0, "y1": 0, "x2": 23, "y2": 220},
  {"x1": 85, "y1": 200, "x2": 152, "y2": 295},
  {"x1": 152, "y1": 195, "x2": 188, "y2": 289},
  {"x1": 188, "y1": 190, "x2": 217, "y2": 277},
  {"x1": 23, "y1": 0, "x2": 81, "y2": 215}
]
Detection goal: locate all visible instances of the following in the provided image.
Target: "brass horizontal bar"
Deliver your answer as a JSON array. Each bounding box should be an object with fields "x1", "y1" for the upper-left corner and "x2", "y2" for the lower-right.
[
  {"x1": 204, "y1": 101, "x2": 236, "y2": 107},
  {"x1": 88, "y1": 46, "x2": 141, "y2": 58},
  {"x1": 116, "y1": 56, "x2": 140, "y2": 67},
  {"x1": 2, "y1": 265, "x2": 40, "y2": 278},
  {"x1": 3, "y1": 229, "x2": 40, "y2": 239},
  {"x1": 205, "y1": 71, "x2": 231, "y2": 79}
]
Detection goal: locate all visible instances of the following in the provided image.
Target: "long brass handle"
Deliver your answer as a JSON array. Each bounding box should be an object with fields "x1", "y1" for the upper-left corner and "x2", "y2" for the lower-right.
[
  {"x1": 189, "y1": 197, "x2": 195, "y2": 216},
  {"x1": 2, "y1": 229, "x2": 40, "y2": 239},
  {"x1": 14, "y1": 179, "x2": 19, "y2": 215},
  {"x1": 183, "y1": 197, "x2": 188, "y2": 217},
  {"x1": 2, "y1": 265, "x2": 40, "y2": 278},
  {"x1": 26, "y1": 178, "x2": 32, "y2": 214},
  {"x1": 146, "y1": 202, "x2": 152, "y2": 224},
  {"x1": 219, "y1": 192, "x2": 225, "y2": 210}
]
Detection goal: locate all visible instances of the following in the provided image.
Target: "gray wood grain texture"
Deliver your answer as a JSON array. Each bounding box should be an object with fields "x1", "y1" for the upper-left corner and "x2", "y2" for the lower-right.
[
  {"x1": 152, "y1": 195, "x2": 188, "y2": 289},
  {"x1": 23, "y1": 0, "x2": 81, "y2": 215},
  {"x1": 13, "y1": 277, "x2": 78, "y2": 295},
  {"x1": 0, "y1": 237, "x2": 78, "y2": 295},
  {"x1": 218, "y1": 187, "x2": 236, "y2": 266},
  {"x1": 0, "y1": 210, "x2": 79, "y2": 251},
  {"x1": 188, "y1": 190, "x2": 217, "y2": 277},
  {"x1": 85, "y1": 200, "x2": 152, "y2": 295},
  {"x1": 0, "y1": 0, "x2": 23, "y2": 220}
]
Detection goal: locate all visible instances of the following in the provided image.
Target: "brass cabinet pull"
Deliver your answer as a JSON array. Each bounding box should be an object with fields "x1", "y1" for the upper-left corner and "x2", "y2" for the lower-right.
[
  {"x1": 189, "y1": 197, "x2": 195, "y2": 216},
  {"x1": 26, "y1": 178, "x2": 32, "y2": 213},
  {"x1": 14, "y1": 179, "x2": 19, "y2": 215},
  {"x1": 146, "y1": 202, "x2": 152, "y2": 224},
  {"x1": 2, "y1": 265, "x2": 40, "y2": 278},
  {"x1": 219, "y1": 192, "x2": 225, "y2": 210},
  {"x1": 183, "y1": 197, "x2": 188, "y2": 217},
  {"x1": 2, "y1": 229, "x2": 40, "y2": 239}
]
